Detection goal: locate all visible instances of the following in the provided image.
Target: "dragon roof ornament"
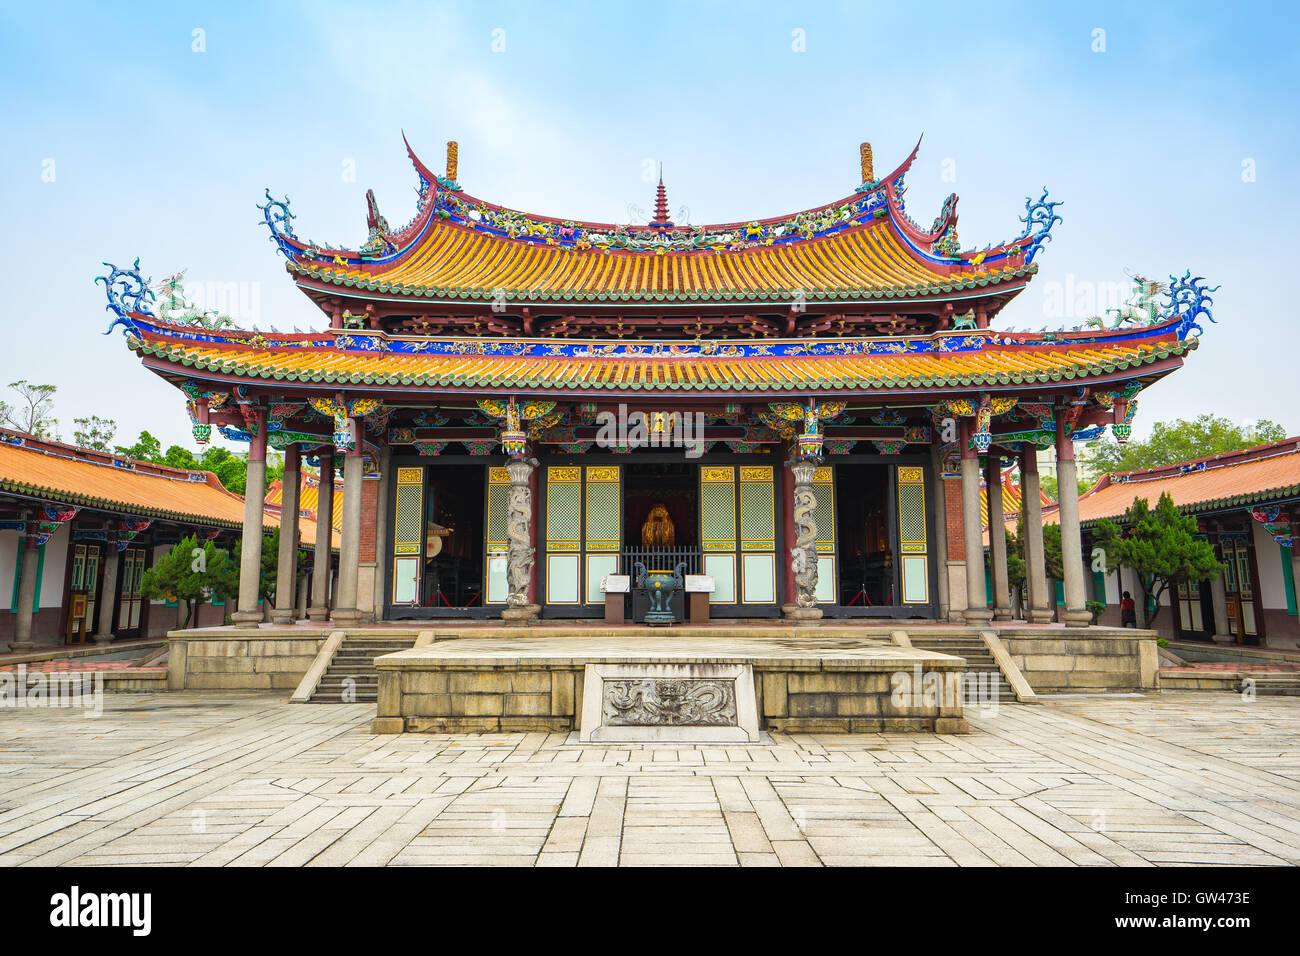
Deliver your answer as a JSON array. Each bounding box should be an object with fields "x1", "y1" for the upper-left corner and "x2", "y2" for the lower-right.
[
  {"x1": 257, "y1": 189, "x2": 297, "y2": 258},
  {"x1": 1017, "y1": 188, "x2": 1063, "y2": 264},
  {"x1": 96, "y1": 258, "x2": 155, "y2": 336}
]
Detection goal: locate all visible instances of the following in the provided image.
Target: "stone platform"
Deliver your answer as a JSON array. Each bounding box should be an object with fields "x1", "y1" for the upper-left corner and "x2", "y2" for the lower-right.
[{"x1": 370, "y1": 633, "x2": 970, "y2": 736}]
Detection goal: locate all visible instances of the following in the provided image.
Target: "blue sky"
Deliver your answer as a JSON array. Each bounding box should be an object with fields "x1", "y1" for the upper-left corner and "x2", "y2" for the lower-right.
[{"x1": 1, "y1": 0, "x2": 1295, "y2": 452}]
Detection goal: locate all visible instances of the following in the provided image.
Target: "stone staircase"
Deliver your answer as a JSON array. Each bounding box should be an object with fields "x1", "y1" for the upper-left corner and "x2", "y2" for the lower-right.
[
  {"x1": 308, "y1": 636, "x2": 416, "y2": 703},
  {"x1": 906, "y1": 634, "x2": 1020, "y2": 704}
]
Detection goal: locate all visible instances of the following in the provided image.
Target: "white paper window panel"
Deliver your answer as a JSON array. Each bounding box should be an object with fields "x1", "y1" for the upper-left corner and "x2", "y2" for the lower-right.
[
  {"x1": 901, "y1": 555, "x2": 929, "y2": 604},
  {"x1": 393, "y1": 557, "x2": 420, "y2": 605},
  {"x1": 485, "y1": 551, "x2": 508, "y2": 604}
]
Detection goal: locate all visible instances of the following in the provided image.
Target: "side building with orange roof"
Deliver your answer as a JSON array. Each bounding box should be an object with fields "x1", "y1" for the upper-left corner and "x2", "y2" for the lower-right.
[
  {"x1": 0, "y1": 427, "x2": 339, "y2": 651},
  {"x1": 1005, "y1": 438, "x2": 1300, "y2": 648}
]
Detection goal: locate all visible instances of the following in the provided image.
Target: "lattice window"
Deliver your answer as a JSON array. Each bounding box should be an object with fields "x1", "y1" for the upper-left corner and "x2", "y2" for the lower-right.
[
  {"x1": 700, "y1": 469, "x2": 736, "y2": 552},
  {"x1": 546, "y1": 472, "x2": 582, "y2": 551},
  {"x1": 486, "y1": 468, "x2": 509, "y2": 551},
  {"x1": 896, "y1": 465, "x2": 929, "y2": 604},
  {"x1": 812, "y1": 466, "x2": 835, "y2": 555},
  {"x1": 739, "y1": 466, "x2": 775, "y2": 551},
  {"x1": 585, "y1": 467, "x2": 620, "y2": 551}
]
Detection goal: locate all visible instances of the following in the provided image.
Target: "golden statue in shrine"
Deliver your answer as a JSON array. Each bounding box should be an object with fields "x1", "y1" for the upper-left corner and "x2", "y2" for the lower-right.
[{"x1": 640, "y1": 502, "x2": 676, "y2": 547}]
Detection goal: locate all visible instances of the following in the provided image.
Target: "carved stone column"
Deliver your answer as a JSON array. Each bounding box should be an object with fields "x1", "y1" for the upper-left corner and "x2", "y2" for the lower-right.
[
  {"x1": 502, "y1": 457, "x2": 540, "y2": 627},
  {"x1": 959, "y1": 420, "x2": 992, "y2": 625},
  {"x1": 308, "y1": 449, "x2": 335, "y2": 621},
  {"x1": 782, "y1": 458, "x2": 822, "y2": 624},
  {"x1": 1056, "y1": 413, "x2": 1092, "y2": 627},
  {"x1": 271, "y1": 444, "x2": 301, "y2": 624},
  {"x1": 92, "y1": 541, "x2": 120, "y2": 644},
  {"x1": 232, "y1": 405, "x2": 268, "y2": 629},
  {"x1": 1020, "y1": 447, "x2": 1053, "y2": 623},
  {"x1": 986, "y1": 454, "x2": 1013, "y2": 621},
  {"x1": 8, "y1": 519, "x2": 39, "y2": 653}
]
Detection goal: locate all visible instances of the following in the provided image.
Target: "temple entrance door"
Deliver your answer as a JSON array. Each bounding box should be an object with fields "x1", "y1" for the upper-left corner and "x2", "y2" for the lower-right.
[
  {"x1": 540, "y1": 464, "x2": 622, "y2": 615},
  {"x1": 388, "y1": 463, "x2": 491, "y2": 618},
  {"x1": 697, "y1": 464, "x2": 778, "y2": 616},
  {"x1": 65, "y1": 542, "x2": 101, "y2": 644},
  {"x1": 1221, "y1": 534, "x2": 1259, "y2": 644},
  {"x1": 115, "y1": 547, "x2": 146, "y2": 637},
  {"x1": 831, "y1": 463, "x2": 933, "y2": 616}
]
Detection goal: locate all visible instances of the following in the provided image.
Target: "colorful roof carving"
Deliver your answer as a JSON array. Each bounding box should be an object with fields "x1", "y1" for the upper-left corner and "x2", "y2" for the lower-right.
[
  {"x1": 271, "y1": 136, "x2": 1053, "y2": 309},
  {"x1": 126, "y1": 318, "x2": 1196, "y2": 397}
]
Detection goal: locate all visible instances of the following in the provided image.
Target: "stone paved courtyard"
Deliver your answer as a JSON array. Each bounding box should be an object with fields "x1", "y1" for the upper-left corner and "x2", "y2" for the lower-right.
[{"x1": 0, "y1": 692, "x2": 1298, "y2": 866}]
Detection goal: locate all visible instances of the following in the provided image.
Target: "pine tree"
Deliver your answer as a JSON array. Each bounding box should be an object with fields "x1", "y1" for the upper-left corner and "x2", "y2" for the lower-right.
[
  {"x1": 1094, "y1": 493, "x2": 1223, "y2": 630},
  {"x1": 139, "y1": 535, "x2": 237, "y2": 626}
]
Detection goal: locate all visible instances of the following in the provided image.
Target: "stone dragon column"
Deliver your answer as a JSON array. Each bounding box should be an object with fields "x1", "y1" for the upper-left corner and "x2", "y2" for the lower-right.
[
  {"x1": 502, "y1": 457, "x2": 540, "y2": 627},
  {"x1": 783, "y1": 458, "x2": 822, "y2": 625}
]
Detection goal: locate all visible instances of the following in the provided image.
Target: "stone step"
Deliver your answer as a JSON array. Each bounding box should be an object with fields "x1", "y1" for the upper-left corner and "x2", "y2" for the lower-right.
[{"x1": 308, "y1": 637, "x2": 416, "y2": 703}]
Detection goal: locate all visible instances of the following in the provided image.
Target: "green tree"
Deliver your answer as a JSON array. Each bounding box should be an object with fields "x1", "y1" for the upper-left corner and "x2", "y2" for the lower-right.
[
  {"x1": 115, "y1": 430, "x2": 164, "y2": 463},
  {"x1": 0, "y1": 380, "x2": 59, "y2": 438},
  {"x1": 1093, "y1": 493, "x2": 1223, "y2": 630},
  {"x1": 163, "y1": 445, "x2": 199, "y2": 469},
  {"x1": 139, "y1": 535, "x2": 238, "y2": 627},
  {"x1": 1084, "y1": 415, "x2": 1286, "y2": 478},
  {"x1": 73, "y1": 416, "x2": 117, "y2": 451}
]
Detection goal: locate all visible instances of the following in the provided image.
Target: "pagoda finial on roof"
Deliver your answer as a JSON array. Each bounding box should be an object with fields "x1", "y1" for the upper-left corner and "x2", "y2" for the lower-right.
[
  {"x1": 649, "y1": 166, "x2": 674, "y2": 228},
  {"x1": 860, "y1": 142, "x2": 874, "y2": 184},
  {"x1": 445, "y1": 141, "x2": 459, "y2": 183}
]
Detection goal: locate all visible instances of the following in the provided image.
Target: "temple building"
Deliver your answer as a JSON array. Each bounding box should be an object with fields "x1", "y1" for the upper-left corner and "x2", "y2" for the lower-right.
[
  {"x1": 0, "y1": 427, "x2": 338, "y2": 650},
  {"x1": 102, "y1": 135, "x2": 1214, "y2": 630}
]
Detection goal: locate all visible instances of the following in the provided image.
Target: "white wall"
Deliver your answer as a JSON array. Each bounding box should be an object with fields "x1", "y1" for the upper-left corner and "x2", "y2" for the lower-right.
[
  {"x1": 38, "y1": 523, "x2": 69, "y2": 609},
  {"x1": 0, "y1": 531, "x2": 16, "y2": 608},
  {"x1": 1251, "y1": 523, "x2": 1288, "y2": 611}
]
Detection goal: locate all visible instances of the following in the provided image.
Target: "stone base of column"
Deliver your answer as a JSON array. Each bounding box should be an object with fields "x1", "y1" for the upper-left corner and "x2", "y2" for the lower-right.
[
  {"x1": 231, "y1": 610, "x2": 263, "y2": 629},
  {"x1": 269, "y1": 609, "x2": 297, "y2": 625},
  {"x1": 502, "y1": 605, "x2": 540, "y2": 627},
  {"x1": 962, "y1": 608, "x2": 993, "y2": 626},
  {"x1": 782, "y1": 605, "x2": 822, "y2": 625},
  {"x1": 306, "y1": 607, "x2": 331, "y2": 622},
  {"x1": 1063, "y1": 609, "x2": 1094, "y2": 628},
  {"x1": 1210, "y1": 631, "x2": 1234, "y2": 644},
  {"x1": 92, "y1": 633, "x2": 115, "y2": 646},
  {"x1": 993, "y1": 607, "x2": 1015, "y2": 622},
  {"x1": 6, "y1": 641, "x2": 34, "y2": 654},
  {"x1": 330, "y1": 607, "x2": 363, "y2": 626},
  {"x1": 1024, "y1": 608, "x2": 1055, "y2": 624}
]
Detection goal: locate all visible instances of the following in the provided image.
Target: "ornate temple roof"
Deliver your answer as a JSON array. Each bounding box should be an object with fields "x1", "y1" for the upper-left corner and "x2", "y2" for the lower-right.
[
  {"x1": 125, "y1": 319, "x2": 1196, "y2": 399},
  {"x1": 268, "y1": 136, "x2": 1056, "y2": 315}
]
